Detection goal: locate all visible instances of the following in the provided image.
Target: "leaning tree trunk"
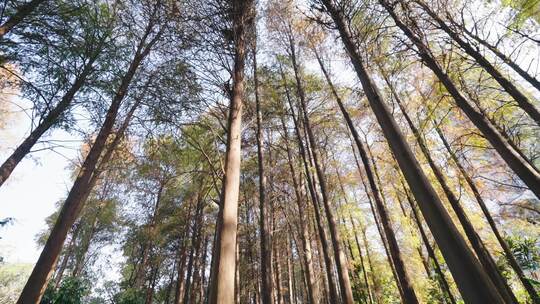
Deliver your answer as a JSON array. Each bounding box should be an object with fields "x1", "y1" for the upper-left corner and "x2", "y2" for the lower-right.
[
  {"x1": 0, "y1": 55, "x2": 98, "y2": 187},
  {"x1": 413, "y1": 0, "x2": 540, "y2": 125},
  {"x1": 0, "y1": 0, "x2": 47, "y2": 39},
  {"x1": 16, "y1": 22, "x2": 160, "y2": 303},
  {"x1": 434, "y1": 122, "x2": 540, "y2": 304},
  {"x1": 208, "y1": 1, "x2": 251, "y2": 302},
  {"x1": 314, "y1": 48, "x2": 419, "y2": 304},
  {"x1": 253, "y1": 45, "x2": 274, "y2": 304},
  {"x1": 320, "y1": 1, "x2": 505, "y2": 302},
  {"x1": 289, "y1": 37, "x2": 354, "y2": 304},
  {"x1": 381, "y1": 0, "x2": 540, "y2": 199},
  {"x1": 446, "y1": 13, "x2": 540, "y2": 92},
  {"x1": 381, "y1": 67, "x2": 518, "y2": 303}
]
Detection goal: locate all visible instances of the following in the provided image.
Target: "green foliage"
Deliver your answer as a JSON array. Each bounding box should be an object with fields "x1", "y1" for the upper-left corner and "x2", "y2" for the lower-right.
[
  {"x1": 0, "y1": 263, "x2": 32, "y2": 304},
  {"x1": 40, "y1": 277, "x2": 88, "y2": 304},
  {"x1": 113, "y1": 288, "x2": 145, "y2": 304},
  {"x1": 506, "y1": 235, "x2": 540, "y2": 272}
]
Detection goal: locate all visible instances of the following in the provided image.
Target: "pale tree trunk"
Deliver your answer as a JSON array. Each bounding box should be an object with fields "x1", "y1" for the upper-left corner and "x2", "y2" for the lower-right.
[
  {"x1": 0, "y1": 0, "x2": 47, "y2": 39},
  {"x1": 208, "y1": 1, "x2": 251, "y2": 302},
  {"x1": 321, "y1": 1, "x2": 506, "y2": 302}
]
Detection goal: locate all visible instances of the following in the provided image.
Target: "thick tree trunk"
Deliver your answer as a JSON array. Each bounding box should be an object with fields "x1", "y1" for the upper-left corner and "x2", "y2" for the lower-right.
[
  {"x1": 208, "y1": 1, "x2": 251, "y2": 302},
  {"x1": 321, "y1": 1, "x2": 505, "y2": 302},
  {"x1": 382, "y1": 68, "x2": 518, "y2": 303},
  {"x1": 0, "y1": 0, "x2": 47, "y2": 38},
  {"x1": 381, "y1": 0, "x2": 540, "y2": 199},
  {"x1": 413, "y1": 0, "x2": 540, "y2": 124},
  {"x1": 253, "y1": 46, "x2": 274, "y2": 304},
  {"x1": 434, "y1": 123, "x2": 540, "y2": 304},
  {"x1": 314, "y1": 49, "x2": 419, "y2": 304}
]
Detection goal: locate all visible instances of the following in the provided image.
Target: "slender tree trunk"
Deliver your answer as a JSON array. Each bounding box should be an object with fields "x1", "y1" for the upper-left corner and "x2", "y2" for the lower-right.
[
  {"x1": 447, "y1": 14, "x2": 540, "y2": 92},
  {"x1": 434, "y1": 122, "x2": 540, "y2": 304},
  {"x1": 183, "y1": 196, "x2": 205, "y2": 304},
  {"x1": 0, "y1": 56, "x2": 98, "y2": 187},
  {"x1": 381, "y1": 0, "x2": 540, "y2": 198},
  {"x1": 16, "y1": 23, "x2": 159, "y2": 301},
  {"x1": 382, "y1": 70, "x2": 518, "y2": 303},
  {"x1": 208, "y1": 1, "x2": 251, "y2": 302},
  {"x1": 314, "y1": 49, "x2": 418, "y2": 304},
  {"x1": 280, "y1": 62, "x2": 339, "y2": 303},
  {"x1": 253, "y1": 45, "x2": 274, "y2": 304},
  {"x1": 320, "y1": 1, "x2": 505, "y2": 302},
  {"x1": 413, "y1": 0, "x2": 540, "y2": 124},
  {"x1": 0, "y1": 0, "x2": 47, "y2": 38},
  {"x1": 289, "y1": 39, "x2": 353, "y2": 304}
]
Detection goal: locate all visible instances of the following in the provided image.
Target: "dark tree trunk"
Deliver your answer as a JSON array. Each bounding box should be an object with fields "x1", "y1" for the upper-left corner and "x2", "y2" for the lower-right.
[
  {"x1": 414, "y1": 0, "x2": 540, "y2": 124},
  {"x1": 381, "y1": 0, "x2": 540, "y2": 199},
  {"x1": 0, "y1": 0, "x2": 47, "y2": 38},
  {"x1": 16, "y1": 21, "x2": 160, "y2": 303},
  {"x1": 0, "y1": 56, "x2": 97, "y2": 187},
  {"x1": 320, "y1": 1, "x2": 505, "y2": 302},
  {"x1": 381, "y1": 66, "x2": 518, "y2": 303},
  {"x1": 434, "y1": 122, "x2": 540, "y2": 304}
]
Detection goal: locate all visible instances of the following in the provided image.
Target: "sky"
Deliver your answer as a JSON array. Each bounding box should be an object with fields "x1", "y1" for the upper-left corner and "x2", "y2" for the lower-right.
[{"x1": 0, "y1": 100, "x2": 80, "y2": 265}]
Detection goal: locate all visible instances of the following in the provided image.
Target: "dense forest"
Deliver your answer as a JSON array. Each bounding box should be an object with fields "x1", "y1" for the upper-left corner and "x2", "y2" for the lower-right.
[{"x1": 0, "y1": 0, "x2": 539, "y2": 303}]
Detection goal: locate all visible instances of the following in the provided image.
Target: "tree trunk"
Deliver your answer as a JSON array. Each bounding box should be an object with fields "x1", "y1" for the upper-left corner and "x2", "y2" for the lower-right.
[
  {"x1": 434, "y1": 122, "x2": 540, "y2": 304},
  {"x1": 0, "y1": 56, "x2": 97, "y2": 187},
  {"x1": 253, "y1": 45, "x2": 274, "y2": 304},
  {"x1": 16, "y1": 21, "x2": 160, "y2": 302},
  {"x1": 280, "y1": 62, "x2": 339, "y2": 303},
  {"x1": 289, "y1": 38, "x2": 353, "y2": 304},
  {"x1": 413, "y1": 0, "x2": 540, "y2": 124},
  {"x1": 381, "y1": 0, "x2": 540, "y2": 199},
  {"x1": 314, "y1": 48, "x2": 419, "y2": 304},
  {"x1": 320, "y1": 1, "x2": 505, "y2": 302},
  {"x1": 381, "y1": 68, "x2": 518, "y2": 303},
  {"x1": 0, "y1": 0, "x2": 47, "y2": 38},
  {"x1": 208, "y1": 1, "x2": 251, "y2": 302}
]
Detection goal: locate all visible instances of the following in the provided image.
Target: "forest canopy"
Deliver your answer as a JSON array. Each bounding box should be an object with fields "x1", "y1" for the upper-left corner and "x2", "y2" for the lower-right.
[{"x1": 0, "y1": 0, "x2": 539, "y2": 303}]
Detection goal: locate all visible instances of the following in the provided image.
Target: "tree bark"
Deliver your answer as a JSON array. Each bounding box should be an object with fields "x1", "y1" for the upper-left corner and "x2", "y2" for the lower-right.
[
  {"x1": 413, "y1": 0, "x2": 540, "y2": 124},
  {"x1": 320, "y1": 1, "x2": 505, "y2": 302},
  {"x1": 434, "y1": 122, "x2": 540, "y2": 304},
  {"x1": 381, "y1": 69, "x2": 518, "y2": 303},
  {"x1": 208, "y1": 1, "x2": 251, "y2": 302}
]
